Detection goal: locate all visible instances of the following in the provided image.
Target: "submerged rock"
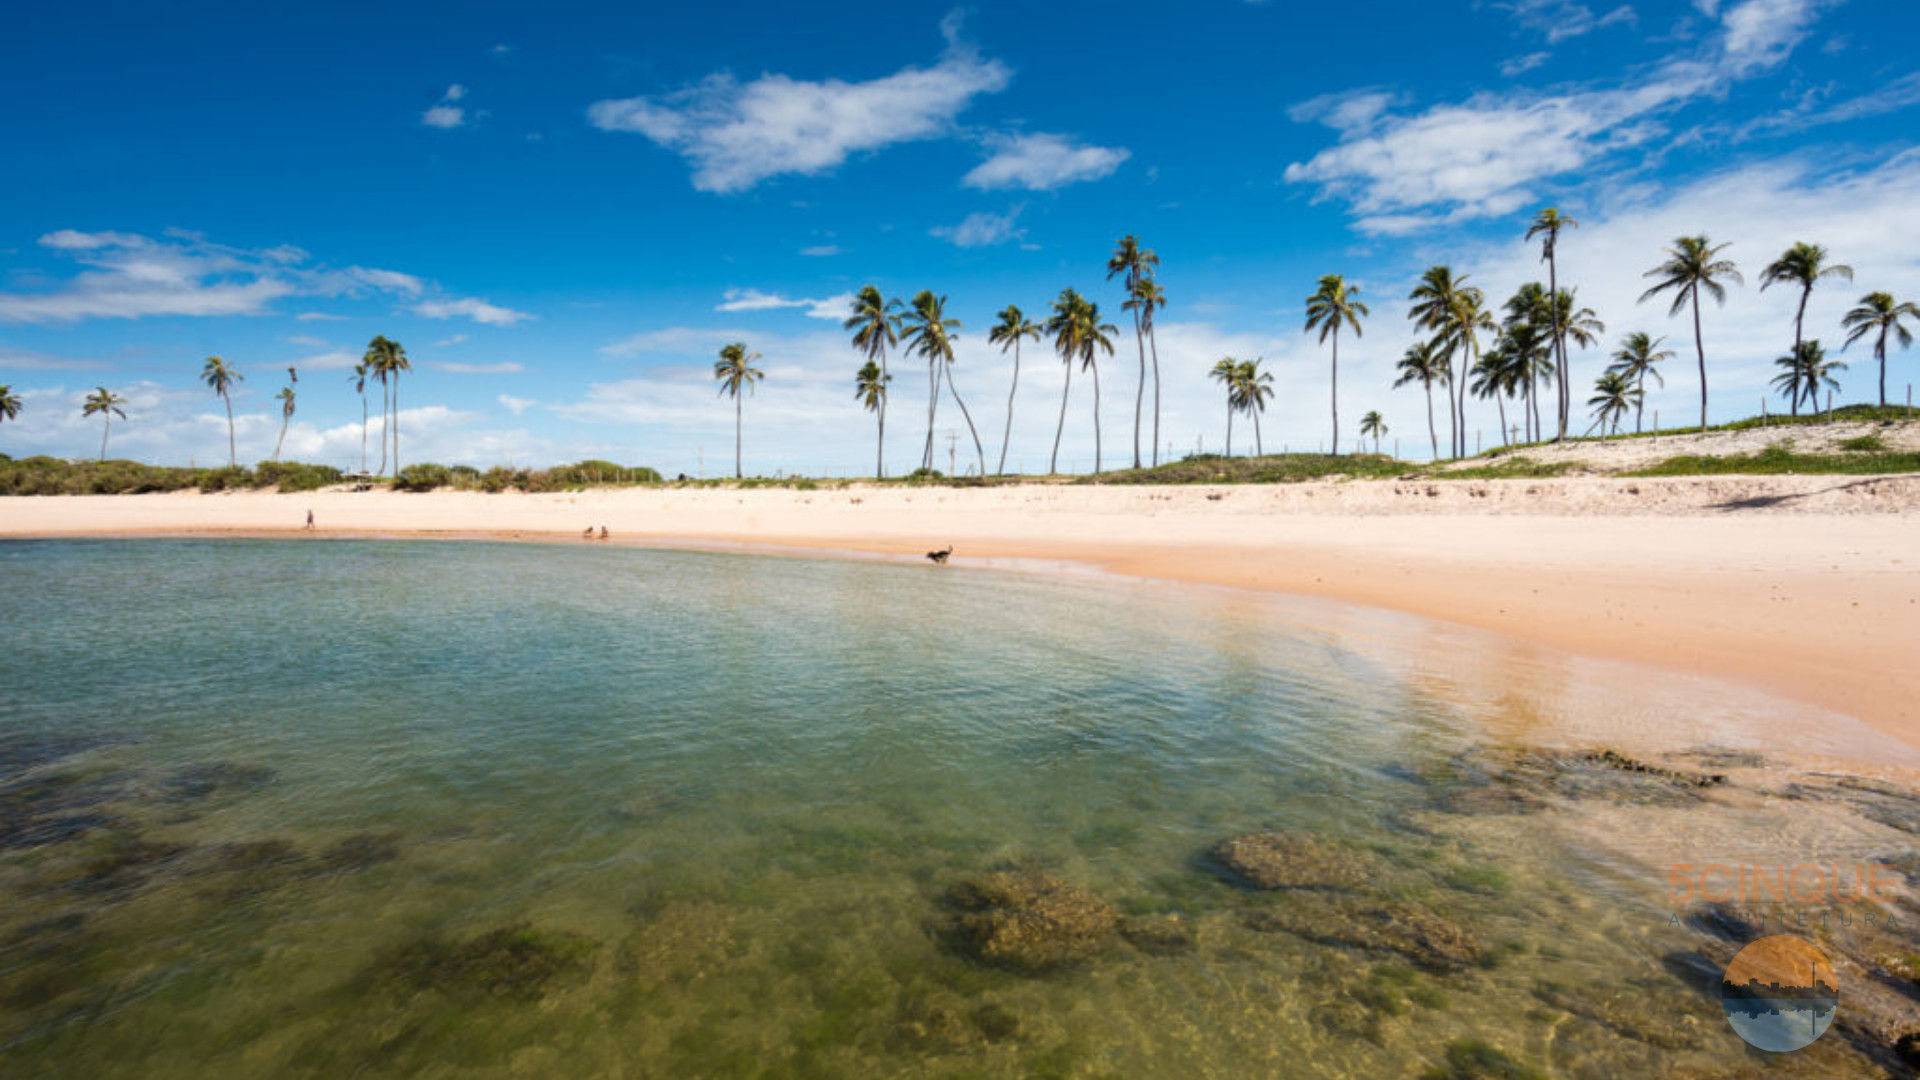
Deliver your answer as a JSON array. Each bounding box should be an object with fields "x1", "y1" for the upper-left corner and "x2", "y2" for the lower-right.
[
  {"x1": 1785, "y1": 775, "x2": 1920, "y2": 834},
  {"x1": 1244, "y1": 894, "x2": 1483, "y2": 971},
  {"x1": 1120, "y1": 913, "x2": 1197, "y2": 954},
  {"x1": 374, "y1": 923, "x2": 597, "y2": 1000},
  {"x1": 1207, "y1": 832, "x2": 1369, "y2": 890},
  {"x1": 944, "y1": 871, "x2": 1120, "y2": 972},
  {"x1": 1435, "y1": 745, "x2": 1726, "y2": 813},
  {"x1": 1419, "y1": 1038, "x2": 1548, "y2": 1080}
]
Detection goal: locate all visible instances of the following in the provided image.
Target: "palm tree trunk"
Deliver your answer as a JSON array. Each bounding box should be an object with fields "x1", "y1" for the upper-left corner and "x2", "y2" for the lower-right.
[
  {"x1": 1550, "y1": 254, "x2": 1566, "y2": 440},
  {"x1": 1252, "y1": 409, "x2": 1263, "y2": 456},
  {"x1": 100, "y1": 415, "x2": 109, "y2": 462},
  {"x1": 392, "y1": 374, "x2": 401, "y2": 474},
  {"x1": 1692, "y1": 291, "x2": 1708, "y2": 431},
  {"x1": 1050, "y1": 363, "x2": 1072, "y2": 474},
  {"x1": 224, "y1": 395, "x2": 236, "y2": 467},
  {"x1": 997, "y1": 342, "x2": 1020, "y2": 476},
  {"x1": 923, "y1": 364, "x2": 938, "y2": 472},
  {"x1": 875, "y1": 406, "x2": 885, "y2": 479},
  {"x1": 1634, "y1": 374, "x2": 1645, "y2": 433},
  {"x1": 1148, "y1": 327, "x2": 1162, "y2": 466},
  {"x1": 1423, "y1": 382, "x2": 1437, "y2": 459},
  {"x1": 359, "y1": 394, "x2": 368, "y2": 473},
  {"x1": 1879, "y1": 332, "x2": 1889, "y2": 407},
  {"x1": 1124, "y1": 315, "x2": 1142, "y2": 468},
  {"x1": 1330, "y1": 329, "x2": 1340, "y2": 455},
  {"x1": 1090, "y1": 362, "x2": 1102, "y2": 473},
  {"x1": 1225, "y1": 405, "x2": 1233, "y2": 457},
  {"x1": 1495, "y1": 396, "x2": 1508, "y2": 446},
  {"x1": 376, "y1": 381, "x2": 388, "y2": 476},
  {"x1": 735, "y1": 392, "x2": 743, "y2": 478},
  {"x1": 274, "y1": 418, "x2": 288, "y2": 461},
  {"x1": 945, "y1": 363, "x2": 986, "y2": 477}
]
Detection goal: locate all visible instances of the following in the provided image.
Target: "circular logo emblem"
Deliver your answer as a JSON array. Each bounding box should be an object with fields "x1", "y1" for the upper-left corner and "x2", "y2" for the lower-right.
[{"x1": 1720, "y1": 935, "x2": 1837, "y2": 1052}]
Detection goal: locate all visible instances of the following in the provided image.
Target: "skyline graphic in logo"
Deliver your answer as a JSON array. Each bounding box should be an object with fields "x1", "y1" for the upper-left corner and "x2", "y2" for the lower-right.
[{"x1": 1720, "y1": 935, "x2": 1837, "y2": 1053}]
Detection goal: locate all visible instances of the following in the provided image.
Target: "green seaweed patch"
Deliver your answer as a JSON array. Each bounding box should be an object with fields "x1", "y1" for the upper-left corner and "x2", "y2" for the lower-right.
[
  {"x1": 1442, "y1": 865, "x2": 1511, "y2": 897},
  {"x1": 315, "y1": 831, "x2": 401, "y2": 872},
  {"x1": 372, "y1": 923, "x2": 597, "y2": 1001},
  {"x1": 1421, "y1": 1038, "x2": 1549, "y2": 1080},
  {"x1": 157, "y1": 762, "x2": 277, "y2": 803},
  {"x1": 943, "y1": 871, "x2": 1121, "y2": 973}
]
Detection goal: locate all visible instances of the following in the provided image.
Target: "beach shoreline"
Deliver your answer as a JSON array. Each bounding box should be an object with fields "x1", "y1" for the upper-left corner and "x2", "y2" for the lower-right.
[{"x1": 5, "y1": 477, "x2": 1917, "y2": 761}]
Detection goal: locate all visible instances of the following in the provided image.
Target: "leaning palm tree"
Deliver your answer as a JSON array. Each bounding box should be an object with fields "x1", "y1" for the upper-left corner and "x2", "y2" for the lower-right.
[
  {"x1": 1542, "y1": 288, "x2": 1603, "y2": 434},
  {"x1": 854, "y1": 360, "x2": 890, "y2": 477},
  {"x1": 1840, "y1": 291, "x2": 1919, "y2": 407},
  {"x1": 349, "y1": 362, "x2": 371, "y2": 473},
  {"x1": 1126, "y1": 276, "x2": 1168, "y2": 464},
  {"x1": 1210, "y1": 357, "x2": 1241, "y2": 455},
  {"x1": 1472, "y1": 335, "x2": 1526, "y2": 445},
  {"x1": 1392, "y1": 340, "x2": 1449, "y2": 459},
  {"x1": 1107, "y1": 235, "x2": 1160, "y2": 468},
  {"x1": 713, "y1": 342, "x2": 764, "y2": 479},
  {"x1": 1760, "y1": 242, "x2": 1853, "y2": 364},
  {"x1": 200, "y1": 356, "x2": 244, "y2": 467},
  {"x1": 1409, "y1": 266, "x2": 1480, "y2": 457},
  {"x1": 1304, "y1": 274, "x2": 1368, "y2": 455},
  {"x1": 988, "y1": 304, "x2": 1040, "y2": 475},
  {"x1": 272, "y1": 384, "x2": 296, "y2": 461},
  {"x1": 1770, "y1": 340, "x2": 1845, "y2": 417},
  {"x1": 902, "y1": 291, "x2": 982, "y2": 476},
  {"x1": 844, "y1": 286, "x2": 902, "y2": 476},
  {"x1": 1525, "y1": 208, "x2": 1578, "y2": 438},
  {"x1": 1359, "y1": 411, "x2": 1387, "y2": 454},
  {"x1": 1640, "y1": 236, "x2": 1742, "y2": 431},
  {"x1": 82, "y1": 386, "x2": 128, "y2": 461},
  {"x1": 0, "y1": 385, "x2": 21, "y2": 425},
  {"x1": 1045, "y1": 289, "x2": 1085, "y2": 474},
  {"x1": 1587, "y1": 371, "x2": 1638, "y2": 436},
  {"x1": 1606, "y1": 332, "x2": 1672, "y2": 433},
  {"x1": 1235, "y1": 358, "x2": 1275, "y2": 455}
]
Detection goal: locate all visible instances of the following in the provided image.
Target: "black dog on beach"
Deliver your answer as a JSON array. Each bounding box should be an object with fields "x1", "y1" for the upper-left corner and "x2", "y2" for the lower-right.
[{"x1": 926, "y1": 545, "x2": 953, "y2": 564}]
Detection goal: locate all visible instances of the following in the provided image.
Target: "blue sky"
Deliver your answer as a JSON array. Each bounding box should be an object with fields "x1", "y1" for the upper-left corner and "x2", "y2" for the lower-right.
[{"x1": 2, "y1": 0, "x2": 1916, "y2": 472}]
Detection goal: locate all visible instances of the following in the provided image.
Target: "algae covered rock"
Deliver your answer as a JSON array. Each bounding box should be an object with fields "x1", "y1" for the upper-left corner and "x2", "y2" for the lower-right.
[
  {"x1": 1120, "y1": 913, "x2": 1198, "y2": 954},
  {"x1": 945, "y1": 870, "x2": 1120, "y2": 972},
  {"x1": 1208, "y1": 832, "x2": 1369, "y2": 890},
  {"x1": 1244, "y1": 894, "x2": 1483, "y2": 971},
  {"x1": 375, "y1": 923, "x2": 597, "y2": 1000}
]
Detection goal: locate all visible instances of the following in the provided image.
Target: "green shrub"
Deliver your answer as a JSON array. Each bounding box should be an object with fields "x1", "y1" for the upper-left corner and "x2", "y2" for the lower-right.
[
  {"x1": 394, "y1": 463, "x2": 453, "y2": 492},
  {"x1": 253, "y1": 460, "x2": 342, "y2": 492}
]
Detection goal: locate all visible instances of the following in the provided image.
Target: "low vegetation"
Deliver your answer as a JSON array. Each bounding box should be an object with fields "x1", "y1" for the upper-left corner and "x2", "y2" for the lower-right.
[
  {"x1": 1082, "y1": 452, "x2": 1405, "y2": 485},
  {"x1": 0, "y1": 456, "x2": 342, "y2": 495},
  {"x1": 1625, "y1": 441, "x2": 1920, "y2": 477},
  {"x1": 393, "y1": 460, "x2": 663, "y2": 492}
]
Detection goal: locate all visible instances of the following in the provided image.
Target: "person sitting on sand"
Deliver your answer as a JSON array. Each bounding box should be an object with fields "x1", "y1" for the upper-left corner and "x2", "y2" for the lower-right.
[
  {"x1": 599, "y1": 525, "x2": 610, "y2": 540},
  {"x1": 583, "y1": 526, "x2": 594, "y2": 540}
]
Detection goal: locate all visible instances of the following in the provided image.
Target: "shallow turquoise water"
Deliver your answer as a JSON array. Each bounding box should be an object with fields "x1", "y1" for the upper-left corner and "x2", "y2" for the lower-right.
[{"x1": 0, "y1": 539, "x2": 1738, "y2": 1078}]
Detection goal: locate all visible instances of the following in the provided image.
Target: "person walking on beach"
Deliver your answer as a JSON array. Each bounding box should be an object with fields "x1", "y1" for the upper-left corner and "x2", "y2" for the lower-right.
[{"x1": 305, "y1": 509, "x2": 314, "y2": 532}]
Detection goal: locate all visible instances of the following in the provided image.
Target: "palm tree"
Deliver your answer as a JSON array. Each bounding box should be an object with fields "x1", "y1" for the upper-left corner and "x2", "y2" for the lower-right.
[
  {"x1": 1210, "y1": 357, "x2": 1241, "y2": 455},
  {"x1": 1542, "y1": 287, "x2": 1603, "y2": 437},
  {"x1": 1770, "y1": 340, "x2": 1845, "y2": 417},
  {"x1": 1409, "y1": 266, "x2": 1487, "y2": 457},
  {"x1": 854, "y1": 360, "x2": 890, "y2": 477},
  {"x1": 1587, "y1": 371, "x2": 1638, "y2": 435},
  {"x1": 844, "y1": 286, "x2": 902, "y2": 476},
  {"x1": 1525, "y1": 208, "x2": 1578, "y2": 438},
  {"x1": 82, "y1": 387, "x2": 128, "y2": 461},
  {"x1": 988, "y1": 304, "x2": 1039, "y2": 475},
  {"x1": 902, "y1": 291, "x2": 982, "y2": 476},
  {"x1": 200, "y1": 356, "x2": 243, "y2": 467},
  {"x1": 1359, "y1": 410, "x2": 1387, "y2": 454},
  {"x1": 1640, "y1": 236, "x2": 1742, "y2": 431},
  {"x1": 0, "y1": 385, "x2": 21, "y2": 426},
  {"x1": 363, "y1": 336, "x2": 408, "y2": 475},
  {"x1": 1126, "y1": 276, "x2": 1168, "y2": 465},
  {"x1": 1108, "y1": 235, "x2": 1160, "y2": 468},
  {"x1": 1045, "y1": 289, "x2": 1085, "y2": 474},
  {"x1": 1606, "y1": 332, "x2": 1672, "y2": 433},
  {"x1": 713, "y1": 342, "x2": 764, "y2": 478},
  {"x1": 1304, "y1": 274, "x2": 1368, "y2": 454},
  {"x1": 1840, "y1": 291, "x2": 1918, "y2": 407},
  {"x1": 272, "y1": 384, "x2": 296, "y2": 461},
  {"x1": 1235, "y1": 358, "x2": 1275, "y2": 455},
  {"x1": 1392, "y1": 340, "x2": 1449, "y2": 459},
  {"x1": 1760, "y1": 242, "x2": 1853, "y2": 366},
  {"x1": 349, "y1": 362, "x2": 371, "y2": 473},
  {"x1": 1472, "y1": 335, "x2": 1526, "y2": 445}
]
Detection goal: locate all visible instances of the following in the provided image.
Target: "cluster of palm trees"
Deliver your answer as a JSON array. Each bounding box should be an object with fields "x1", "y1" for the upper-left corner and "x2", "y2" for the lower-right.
[{"x1": 1207, "y1": 358, "x2": 1275, "y2": 455}]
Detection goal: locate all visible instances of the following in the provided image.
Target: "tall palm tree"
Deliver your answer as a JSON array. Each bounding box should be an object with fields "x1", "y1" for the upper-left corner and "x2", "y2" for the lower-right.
[
  {"x1": 385, "y1": 340, "x2": 411, "y2": 473},
  {"x1": 1606, "y1": 332, "x2": 1672, "y2": 433},
  {"x1": 901, "y1": 291, "x2": 981, "y2": 475},
  {"x1": 200, "y1": 356, "x2": 243, "y2": 467},
  {"x1": 1542, "y1": 287, "x2": 1603, "y2": 438},
  {"x1": 272, "y1": 384, "x2": 296, "y2": 461},
  {"x1": 854, "y1": 360, "x2": 890, "y2": 477},
  {"x1": 1472, "y1": 335, "x2": 1525, "y2": 445},
  {"x1": 1640, "y1": 235, "x2": 1742, "y2": 431},
  {"x1": 349, "y1": 362, "x2": 370, "y2": 473},
  {"x1": 0, "y1": 385, "x2": 21, "y2": 425},
  {"x1": 1760, "y1": 242, "x2": 1853, "y2": 365},
  {"x1": 1587, "y1": 371, "x2": 1638, "y2": 435},
  {"x1": 1360, "y1": 411, "x2": 1387, "y2": 454},
  {"x1": 1770, "y1": 340, "x2": 1845, "y2": 417},
  {"x1": 988, "y1": 304, "x2": 1039, "y2": 475},
  {"x1": 1235, "y1": 358, "x2": 1275, "y2": 455},
  {"x1": 1045, "y1": 288, "x2": 1085, "y2": 474},
  {"x1": 1126, "y1": 277, "x2": 1168, "y2": 465},
  {"x1": 1840, "y1": 291, "x2": 1918, "y2": 407},
  {"x1": 1304, "y1": 274, "x2": 1368, "y2": 455},
  {"x1": 82, "y1": 387, "x2": 128, "y2": 461},
  {"x1": 1210, "y1": 357, "x2": 1241, "y2": 455},
  {"x1": 1525, "y1": 208, "x2": 1578, "y2": 438},
  {"x1": 1107, "y1": 235, "x2": 1160, "y2": 468},
  {"x1": 844, "y1": 286, "x2": 902, "y2": 476},
  {"x1": 1077, "y1": 299, "x2": 1118, "y2": 471},
  {"x1": 1409, "y1": 266, "x2": 1484, "y2": 457},
  {"x1": 1392, "y1": 340, "x2": 1449, "y2": 459},
  {"x1": 364, "y1": 335, "x2": 408, "y2": 475},
  {"x1": 713, "y1": 342, "x2": 764, "y2": 478}
]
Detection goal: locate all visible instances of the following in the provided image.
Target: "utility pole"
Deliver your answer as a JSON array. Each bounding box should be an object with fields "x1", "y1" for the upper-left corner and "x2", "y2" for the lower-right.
[{"x1": 947, "y1": 430, "x2": 958, "y2": 476}]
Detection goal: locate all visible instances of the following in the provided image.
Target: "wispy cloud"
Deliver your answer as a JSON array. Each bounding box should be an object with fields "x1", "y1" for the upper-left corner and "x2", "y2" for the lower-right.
[
  {"x1": 1500, "y1": 51, "x2": 1552, "y2": 76},
  {"x1": 432, "y1": 361, "x2": 525, "y2": 374},
  {"x1": 586, "y1": 11, "x2": 1010, "y2": 193},
  {"x1": 1492, "y1": 0, "x2": 1636, "y2": 43},
  {"x1": 713, "y1": 288, "x2": 850, "y2": 319},
  {"x1": 412, "y1": 297, "x2": 533, "y2": 326},
  {"x1": 498, "y1": 394, "x2": 536, "y2": 415},
  {"x1": 422, "y1": 84, "x2": 468, "y2": 129},
  {"x1": 799, "y1": 244, "x2": 841, "y2": 257},
  {"x1": 930, "y1": 206, "x2": 1026, "y2": 248},
  {"x1": 962, "y1": 132, "x2": 1129, "y2": 190}
]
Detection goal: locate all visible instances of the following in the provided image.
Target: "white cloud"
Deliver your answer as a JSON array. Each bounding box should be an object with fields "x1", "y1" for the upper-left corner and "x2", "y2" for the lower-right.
[
  {"x1": 799, "y1": 244, "x2": 841, "y2": 257},
  {"x1": 434, "y1": 332, "x2": 469, "y2": 347},
  {"x1": 1500, "y1": 51, "x2": 1552, "y2": 76},
  {"x1": 1286, "y1": 0, "x2": 1829, "y2": 231},
  {"x1": 962, "y1": 132, "x2": 1129, "y2": 190},
  {"x1": 422, "y1": 84, "x2": 469, "y2": 129},
  {"x1": 284, "y1": 334, "x2": 330, "y2": 347},
  {"x1": 411, "y1": 297, "x2": 533, "y2": 326},
  {"x1": 443, "y1": 84, "x2": 468, "y2": 102},
  {"x1": 0, "y1": 231, "x2": 299, "y2": 322},
  {"x1": 1493, "y1": 0, "x2": 1636, "y2": 43},
  {"x1": 930, "y1": 207, "x2": 1025, "y2": 248},
  {"x1": 345, "y1": 267, "x2": 426, "y2": 295},
  {"x1": 713, "y1": 288, "x2": 850, "y2": 320},
  {"x1": 498, "y1": 394, "x2": 536, "y2": 415},
  {"x1": 296, "y1": 311, "x2": 350, "y2": 321},
  {"x1": 294, "y1": 350, "x2": 362, "y2": 372},
  {"x1": 586, "y1": 12, "x2": 1011, "y2": 192},
  {"x1": 432, "y1": 361, "x2": 525, "y2": 374}
]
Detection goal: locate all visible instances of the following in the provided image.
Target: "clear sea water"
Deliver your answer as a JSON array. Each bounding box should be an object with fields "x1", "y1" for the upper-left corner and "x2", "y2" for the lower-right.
[{"x1": 0, "y1": 539, "x2": 1787, "y2": 1078}]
